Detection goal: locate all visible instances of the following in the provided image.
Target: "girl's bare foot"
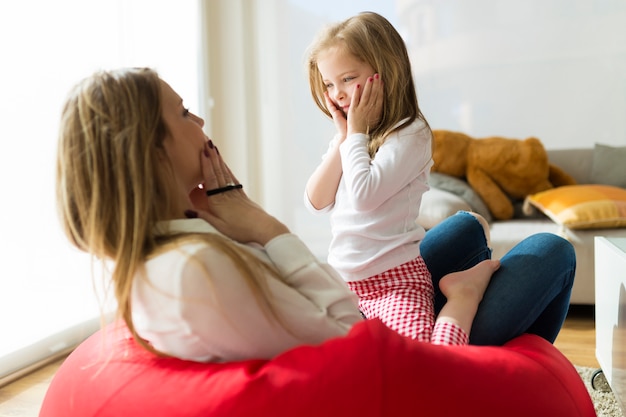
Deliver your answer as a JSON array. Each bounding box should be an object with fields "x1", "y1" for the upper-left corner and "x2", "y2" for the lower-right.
[{"x1": 439, "y1": 259, "x2": 500, "y2": 305}]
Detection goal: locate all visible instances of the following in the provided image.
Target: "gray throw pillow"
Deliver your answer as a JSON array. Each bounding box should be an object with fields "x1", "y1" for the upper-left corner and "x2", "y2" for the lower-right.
[
  {"x1": 417, "y1": 188, "x2": 472, "y2": 230},
  {"x1": 591, "y1": 143, "x2": 626, "y2": 188},
  {"x1": 429, "y1": 173, "x2": 493, "y2": 222}
]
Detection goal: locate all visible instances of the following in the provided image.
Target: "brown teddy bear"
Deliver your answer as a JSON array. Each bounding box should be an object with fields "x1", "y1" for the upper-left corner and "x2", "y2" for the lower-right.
[{"x1": 431, "y1": 130, "x2": 577, "y2": 220}]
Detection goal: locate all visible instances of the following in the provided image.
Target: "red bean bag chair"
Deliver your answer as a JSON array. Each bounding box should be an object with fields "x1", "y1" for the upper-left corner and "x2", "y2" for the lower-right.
[{"x1": 39, "y1": 319, "x2": 595, "y2": 417}]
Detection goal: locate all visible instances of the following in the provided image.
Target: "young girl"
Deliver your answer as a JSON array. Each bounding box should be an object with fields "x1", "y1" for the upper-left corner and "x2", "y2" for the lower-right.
[{"x1": 304, "y1": 11, "x2": 499, "y2": 345}]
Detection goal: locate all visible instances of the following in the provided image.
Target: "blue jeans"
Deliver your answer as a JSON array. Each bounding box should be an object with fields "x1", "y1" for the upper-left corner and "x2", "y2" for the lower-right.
[{"x1": 420, "y1": 211, "x2": 575, "y2": 345}]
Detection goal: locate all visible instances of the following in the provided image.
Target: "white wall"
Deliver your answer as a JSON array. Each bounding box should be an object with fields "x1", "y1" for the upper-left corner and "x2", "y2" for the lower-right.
[
  {"x1": 398, "y1": 0, "x2": 626, "y2": 148},
  {"x1": 0, "y1": 0, "x2": 200, "y2": 375}
]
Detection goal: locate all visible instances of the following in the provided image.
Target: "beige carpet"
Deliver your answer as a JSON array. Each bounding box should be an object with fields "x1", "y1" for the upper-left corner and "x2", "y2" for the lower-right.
[{"x1": 576, "y1": 366, "x2": 624, "y2": 417}]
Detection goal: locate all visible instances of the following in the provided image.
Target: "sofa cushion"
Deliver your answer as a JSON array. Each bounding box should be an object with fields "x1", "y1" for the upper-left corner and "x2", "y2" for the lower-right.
[
  {"x1": 429, "y1": 173, "x2": 493, "y2": 221},
  {"x1": 546, "y1": 148, "x2": 593, "y2": 184},
  {"x1": 525, "y1": 184, "x2": 626, "y2": 230},
  {"x1": 591, "y1": 143, "x2": 626, "y2": 188},
  {"x1": 39, "y1": 319, "x2": 596, "y2": 417},
  {"x1": 417, "y1": 188, "x2": 471, "y2": 229}
]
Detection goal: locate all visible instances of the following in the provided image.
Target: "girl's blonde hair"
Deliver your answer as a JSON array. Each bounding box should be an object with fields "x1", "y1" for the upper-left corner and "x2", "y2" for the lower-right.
[
  {"x1": 307, "y1": 11, "x2": 430, "y2": 157},
  {"x1": 57, "y1": 68, "x2": 281, "y2": 355}
]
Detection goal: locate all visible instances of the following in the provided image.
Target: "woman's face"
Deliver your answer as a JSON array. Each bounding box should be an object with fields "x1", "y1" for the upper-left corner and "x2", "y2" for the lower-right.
[
  {"x1": 316, "y1": 45, "x2": 376, "y2": 116},
  {"x1": 159, "y1": 79, "x2": 207, "y2": 192}
]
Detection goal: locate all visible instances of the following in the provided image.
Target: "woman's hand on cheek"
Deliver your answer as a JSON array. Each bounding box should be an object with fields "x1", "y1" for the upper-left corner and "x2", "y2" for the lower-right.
[
  {"x1": 188, "y1": 140, "x2": 216, "y2": 211},
  {"x1": 187, "y1": 141, "x2": 290, "y2": 245}
]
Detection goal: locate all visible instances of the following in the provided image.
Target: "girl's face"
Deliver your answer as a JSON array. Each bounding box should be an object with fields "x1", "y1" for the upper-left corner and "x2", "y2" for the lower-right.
[
  {"x1": 316, "y1": 46, "x2": 376, "y2": 115},
  {"x1": 159, "y1": 79, "x2": 207, "y2": 192}
]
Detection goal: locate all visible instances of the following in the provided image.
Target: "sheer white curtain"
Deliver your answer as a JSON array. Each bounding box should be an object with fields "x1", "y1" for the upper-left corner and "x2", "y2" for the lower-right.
[{"x1": 0, "y1": 0, "x2": 200, "y2": 384}]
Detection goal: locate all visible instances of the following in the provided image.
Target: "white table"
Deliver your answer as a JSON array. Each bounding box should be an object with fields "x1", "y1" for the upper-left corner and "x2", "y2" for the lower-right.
[{"x1": 595, "y1": 236, "x2": 626, "y2": 413}]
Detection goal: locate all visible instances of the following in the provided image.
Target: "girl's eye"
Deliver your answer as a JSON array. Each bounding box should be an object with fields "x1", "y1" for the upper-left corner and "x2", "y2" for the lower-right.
[
  {"x1": 343, "y1": 77, "x2": 355, "y2": 83},
  {"x1": 325, "y1": 83, "x2": 333, "y2": 89},
  {"x1": 183, "y1": 107, "x2": 190, "y2": 117}
]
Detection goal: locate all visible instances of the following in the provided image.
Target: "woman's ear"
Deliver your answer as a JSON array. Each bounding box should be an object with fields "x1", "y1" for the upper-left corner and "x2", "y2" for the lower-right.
[{"x1": 155, "y1": 140, "x2": 169, "y2": 161}]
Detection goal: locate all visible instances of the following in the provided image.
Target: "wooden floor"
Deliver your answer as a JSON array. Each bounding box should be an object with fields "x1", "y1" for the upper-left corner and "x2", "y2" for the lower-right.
[
  {"x1": 0, "y1": 357, "x2": 64, "y2": 417},
  {"x1": 0, "y1": 306, "x2": 599, "y2": 416}
]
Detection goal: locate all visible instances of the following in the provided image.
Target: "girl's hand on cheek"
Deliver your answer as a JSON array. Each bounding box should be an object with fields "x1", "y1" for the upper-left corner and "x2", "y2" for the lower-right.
[
  {"x1": 324, "y1": 91, "x2": 347, "y2": 140},
  {"x1": 347, "y1": 74, "x2": 383, "y2": 137}
]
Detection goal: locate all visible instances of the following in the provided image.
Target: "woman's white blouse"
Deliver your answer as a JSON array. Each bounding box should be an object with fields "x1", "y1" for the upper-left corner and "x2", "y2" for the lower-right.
[{"x1": 132, "y1": 218, "x2": 362, "y2": 362}]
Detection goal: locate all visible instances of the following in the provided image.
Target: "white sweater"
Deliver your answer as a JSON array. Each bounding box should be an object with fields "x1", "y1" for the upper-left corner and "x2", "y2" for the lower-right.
[
  {"x1": 305, "y1": 119, "x2": 432, "y2": 281},
  {"x1": 132, "y1": 218, "x2": 362, "y2": 362}
]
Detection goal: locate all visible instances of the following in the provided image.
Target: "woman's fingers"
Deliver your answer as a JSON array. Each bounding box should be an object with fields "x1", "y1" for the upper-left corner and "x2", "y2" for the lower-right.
[
  {"x1": 206, "y1": 140, "x2": 228, "y2": 186},
  {"x1": 202, "y1": 139, "x2": 241, "y2": 190},
  {"x1": 220, "y1": 154, "x2": 241, "y2": 187}
]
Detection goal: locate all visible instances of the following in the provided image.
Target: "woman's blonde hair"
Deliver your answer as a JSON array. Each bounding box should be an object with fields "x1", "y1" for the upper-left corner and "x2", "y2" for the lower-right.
[
  {"x1": 306, "y1": 11, "x2": 430, "y2": 157},
  {"x1": 57, "y1": 68, "x2": 281, "y2": 354}
]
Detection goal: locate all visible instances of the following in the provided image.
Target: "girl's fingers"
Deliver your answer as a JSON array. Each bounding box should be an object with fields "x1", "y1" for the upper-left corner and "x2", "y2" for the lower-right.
[
  {"x1": 348, "y1": 83, "x2": 361, "y2": 115},
  {"x1": 324, "y1": 90, "x2": 348, "y2": 137},
  {"x1": 323, "y1": 91, "x2": 336, "y2": 111},
  {"x1": 359, "y1": 75, "x2": 383, "y2": 125},
  {"x1": 360, "y1": 76, "x2": 374, "y2": 105},
  {"x1": 325, "y1": 92, "x2": 343, "y2": 118}
]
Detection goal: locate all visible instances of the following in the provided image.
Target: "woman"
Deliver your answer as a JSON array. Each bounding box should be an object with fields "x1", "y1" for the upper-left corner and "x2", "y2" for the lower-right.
[{"x1": 57, "y1": 68, "x2": 363, "y2": 361}]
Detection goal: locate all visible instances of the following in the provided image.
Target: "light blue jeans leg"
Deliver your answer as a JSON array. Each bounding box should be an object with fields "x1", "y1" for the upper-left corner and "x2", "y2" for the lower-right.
[{"x1": 420, "y1": 211, "x2": 575, "y2": 345}]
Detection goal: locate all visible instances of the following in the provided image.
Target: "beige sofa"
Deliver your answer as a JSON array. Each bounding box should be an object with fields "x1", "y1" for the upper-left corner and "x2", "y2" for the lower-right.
[{"x1": 418, "y1": 146, "x2": 626, "y2": 305}]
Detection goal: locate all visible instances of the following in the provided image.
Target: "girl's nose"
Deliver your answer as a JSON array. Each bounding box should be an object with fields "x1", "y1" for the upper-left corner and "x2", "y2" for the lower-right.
[{"x1": 332, "y1": 87, "x2": 346, "y2": 103}]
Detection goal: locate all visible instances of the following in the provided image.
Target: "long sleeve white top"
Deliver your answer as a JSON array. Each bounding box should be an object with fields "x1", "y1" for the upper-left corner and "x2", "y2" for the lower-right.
[
  {"x1": 131, "y1": 218, "x2": 362, "y2": 362},
  {"x1": 305, "y1": 119, "x2": 433, "y2": 282}
]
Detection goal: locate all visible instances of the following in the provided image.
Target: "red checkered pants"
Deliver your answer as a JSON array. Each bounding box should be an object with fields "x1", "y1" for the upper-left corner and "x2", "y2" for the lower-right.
[{"x1": 347, "y1": 257, "x2": 468, "y2": 346}]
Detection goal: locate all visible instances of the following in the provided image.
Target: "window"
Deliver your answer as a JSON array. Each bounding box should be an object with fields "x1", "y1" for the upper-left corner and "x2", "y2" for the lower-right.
[{"x1": 0, "y1": 0, "x2": 200, "y2": 384}]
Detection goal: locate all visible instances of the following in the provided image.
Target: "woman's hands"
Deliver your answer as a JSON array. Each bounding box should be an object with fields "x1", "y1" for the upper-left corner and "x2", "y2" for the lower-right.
[{"x1": 188, "y1": 140, "x2": 289, "y2": 246}]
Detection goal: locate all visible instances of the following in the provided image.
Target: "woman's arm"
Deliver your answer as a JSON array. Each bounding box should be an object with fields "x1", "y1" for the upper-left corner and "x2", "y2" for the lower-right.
[{"x1": 151, "y1": 236, "x2": 362, "y2": 362}]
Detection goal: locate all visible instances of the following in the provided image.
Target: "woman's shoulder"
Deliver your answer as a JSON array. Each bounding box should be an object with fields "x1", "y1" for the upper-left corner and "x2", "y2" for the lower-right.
[{"x1": 145, "y1": 240, "x2": 214, "y2": 277}]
